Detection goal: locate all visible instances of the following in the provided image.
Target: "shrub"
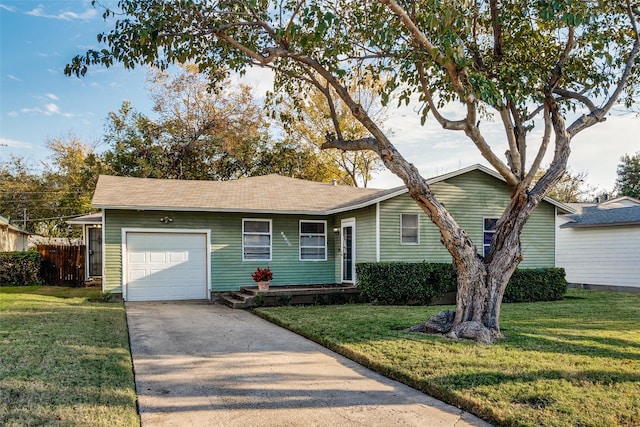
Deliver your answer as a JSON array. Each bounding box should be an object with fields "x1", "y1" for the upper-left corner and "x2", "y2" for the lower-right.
[
  {"x1": 356, "y1": 262, "x2": 456, "y2": 305},
  {"x1": 504, "y1": 268, "x2": 567, "y2": 302},
  {"x1": 357, "y1": 262, "x2": 567, "y2": 305},
  {"x1": 0, "y1": 250, "x2": 42, "y2": 286}
]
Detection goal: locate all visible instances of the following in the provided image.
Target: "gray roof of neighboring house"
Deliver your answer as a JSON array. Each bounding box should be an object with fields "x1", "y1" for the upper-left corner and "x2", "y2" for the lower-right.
[
  {"x1": 91, "y1": 164, "x2": 573, "y2": 215},
  {"x1": 560, "y1": 197, "x2": 640, "y2": 228}
]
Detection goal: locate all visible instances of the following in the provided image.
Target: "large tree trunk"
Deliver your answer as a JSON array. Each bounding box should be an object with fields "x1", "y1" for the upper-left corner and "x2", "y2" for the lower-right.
[{"x1": 410, "y1": 186, "x2": 535, "y2": 344}]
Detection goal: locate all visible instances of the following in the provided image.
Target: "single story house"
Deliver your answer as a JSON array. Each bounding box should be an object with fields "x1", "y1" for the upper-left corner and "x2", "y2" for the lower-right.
[
  {"x1": 89, "y1": 164, "x2": 570, "y2": 301},
  {"x1": 556, "y1": 196, "x2": 640, "y2": 292},
  {"x1": 0, "y1": 215, "x2": 30, "y2": 252}
]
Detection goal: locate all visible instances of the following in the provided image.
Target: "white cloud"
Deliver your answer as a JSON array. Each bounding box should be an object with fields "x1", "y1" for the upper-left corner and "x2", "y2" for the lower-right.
[
  {"x1": 7, "y1": 75, "x2": 22, "y2": 82},
  {"x1": 44, "y1": 103, "x2": 61, "y2": 115},
  {"x1": 0, "y1": 137, "x2": 32, "y2": 149},
  {"x1": 0, "y1": 4, "x2": 16, "y2": 12},
  {"x1": 45, "y1": 93, "x2": 59, "y2": 100},
  {"x1": 17, "y1": 101, "x2": 73, "y2": 118},
  {"x1": 26, "y1": 6, "x2": 97, "y2": 21}
]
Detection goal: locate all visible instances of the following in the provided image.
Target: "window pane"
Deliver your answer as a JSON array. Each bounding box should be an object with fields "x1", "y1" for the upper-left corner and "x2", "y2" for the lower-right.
[
  {"x1": 484, "y1": 218, "x2": 498, "y2": 231},
  {"x1": 301, "y1": 222, "x2": 325, "y2": 234},
  {"x1": 244, "y1": 220, "x2": 270, "y2": 233},
  {"x1": 483, "y1": 232, "x2": 494, "y2": 245},
  {"x1": 301, "y1": 247, "x2": 326, "y2": 260},
  {"x1": 401, "y1": 214, "x2": 419, "y2": 244},
  {"x1": 244, "y1": 247, "x2": 270, "y2": 260},
  {"x1": 402, "y1": 229, "x2": 418, "y2": 244},
  {"x1": 244, "y1": 234, "x2": 270, "y2": 246},
  {"x1": 402, "y1": 214, "x2": 418, "y2": 228},
  {"x1": 301, "y1": 235, "x2": 325, "y2": 247}
]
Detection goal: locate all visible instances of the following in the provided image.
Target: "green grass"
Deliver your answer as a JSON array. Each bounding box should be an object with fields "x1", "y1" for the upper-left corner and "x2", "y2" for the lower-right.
[
  {"x1": 0, "y1": 286, "x2": 139, "y2": 427},
  {"x1": 254, "y1": 289, "x2": 640, "y2": 427}
]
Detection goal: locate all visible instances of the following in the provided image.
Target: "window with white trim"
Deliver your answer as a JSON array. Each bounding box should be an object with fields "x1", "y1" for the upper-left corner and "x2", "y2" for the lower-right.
[
  {"x1": 483, "y1": 217, "x2": 499, "y2": 257},
  {"x1": 243, "y1": 219, "x2": 271, "y2": 261},
  {"x1": 299, "y1": 220, "x2": 327, "y2": 261},
  {"x1": 401, "y1": 213, "x2": 420, "y2": 245}
]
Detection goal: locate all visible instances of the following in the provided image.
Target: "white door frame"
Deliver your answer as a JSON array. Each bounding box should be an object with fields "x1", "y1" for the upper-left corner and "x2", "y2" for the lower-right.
[
  {"x1": 121, "y1": 228, "x2": 211, "y2": 301},
  {"x1": 340, "y1": 218, "x2": 356, "y2": 284}
]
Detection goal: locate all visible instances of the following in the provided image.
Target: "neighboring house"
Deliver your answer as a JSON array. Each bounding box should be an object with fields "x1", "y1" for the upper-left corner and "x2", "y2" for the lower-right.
[
  {"x1": 67, "y1": 213, "x2": 103, "y2": 282},
  {"x1": 0, "y1": 216, "x2": 30, "y2": 252},
  {"x1": 556, "y1": 196, "x2": 640, "y2": 292},
  {"x1": 90, "y1": 164, "x2": 570, "y2": 301}
]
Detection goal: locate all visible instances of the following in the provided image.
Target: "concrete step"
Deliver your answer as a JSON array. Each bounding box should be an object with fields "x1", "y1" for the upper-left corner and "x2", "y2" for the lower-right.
[{"x1": 219, "y1": 292, "x2": 256, "y2": 309}]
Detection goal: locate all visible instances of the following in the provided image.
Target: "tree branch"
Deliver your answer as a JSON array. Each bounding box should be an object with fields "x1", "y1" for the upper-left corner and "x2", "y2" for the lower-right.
[
  {"x1": 321, "y1": 137, "x2": 381, "y2": 153},
  {"x1": 547, "y1": 26, "x2": 575, "y2": 92},
  {"x1": 524, "y1": 104, "x2": 552, "y2": 187},
  {"x1": 417, "y1": 62, "x2": 467, "y2": 130},
  {"x1": 568, "y1": 35, "x2": 640, "y2": 136},
  {"x1": 498, "y1": 105, "x2": 520, "y2": 176},
  {"x1": 490, "y1": 0, "x2": 503, "y2": 60},
  {"x1": 553, "y1": 87, "x2": 599, "y2": 113},
  {"x1": 509, "y1": 100, "x2": 527, "y2": 179},
  {"x1": 381, "y1": 0, "x2": 470, "y2": 99}
]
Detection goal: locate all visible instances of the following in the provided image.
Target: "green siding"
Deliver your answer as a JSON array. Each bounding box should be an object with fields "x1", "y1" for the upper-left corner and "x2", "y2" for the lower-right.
[
  {"x1": 104, "y1": 210, "x2": 336, "y2": 294},
  {"x1": 103, "y1": 169, "x2": 557, "y2": 295},
  {"x1": 377, "y1": 169, "x2": 556, "y2": 268}
]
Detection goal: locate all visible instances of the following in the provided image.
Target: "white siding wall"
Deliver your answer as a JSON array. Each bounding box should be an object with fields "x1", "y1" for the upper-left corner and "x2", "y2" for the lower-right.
[{"x1": 556, "y1": 217, "x2": 640, "y2": 288}]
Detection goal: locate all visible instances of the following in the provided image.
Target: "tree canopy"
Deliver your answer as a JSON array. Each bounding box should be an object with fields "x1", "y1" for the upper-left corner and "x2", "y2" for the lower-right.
[
  {"x1": 616, "y1": 151, "x2": 640, "y2": 199},
  {"x1": 66, "y1": 0, "x2": 640, "y2": 343},
  {"x1": 534, "y1": 166, "x2": 596, "y2": 203},
  {"x1": 0, "y1": 135, "x2": 104, "y2": 236}
]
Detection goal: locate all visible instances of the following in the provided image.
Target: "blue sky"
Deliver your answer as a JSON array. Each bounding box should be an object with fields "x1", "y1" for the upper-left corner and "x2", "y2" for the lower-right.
[{"x1": 1, "y1": 0, "x2": 639, "y2": 192}]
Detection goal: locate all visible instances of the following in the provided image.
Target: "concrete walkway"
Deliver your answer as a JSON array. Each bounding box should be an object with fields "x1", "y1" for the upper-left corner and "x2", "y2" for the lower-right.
[{"x1": 126, "y1": 302, "x2": 492, "y2": 427}]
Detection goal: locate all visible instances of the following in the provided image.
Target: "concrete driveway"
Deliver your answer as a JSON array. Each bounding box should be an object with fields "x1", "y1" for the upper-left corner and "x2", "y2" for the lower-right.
[{"x1": 126, "y1": 302, "x2": 492, "y2": 427}]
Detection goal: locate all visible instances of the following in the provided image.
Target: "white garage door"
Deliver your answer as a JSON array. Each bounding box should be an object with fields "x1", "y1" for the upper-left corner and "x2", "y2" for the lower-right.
[{"x1": 125, "y1": 232, "x2": 208, "y2": 301}]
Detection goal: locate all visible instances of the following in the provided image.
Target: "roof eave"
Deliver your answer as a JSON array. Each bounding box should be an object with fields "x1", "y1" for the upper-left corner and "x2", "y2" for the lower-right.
[
  {"x1": 327, "y1": 187, "x2": 407, "y2": 214},
  {"x1": 560, "y1": 221, "x2": 640, "y2": 229},
  {"x1": 94, "y1": 204, "x2": 330, "y2": 216}
]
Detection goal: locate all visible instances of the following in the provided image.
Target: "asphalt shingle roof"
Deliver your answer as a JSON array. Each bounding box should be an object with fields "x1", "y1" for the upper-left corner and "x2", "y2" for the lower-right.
[
  {"x1": 560, "y1": 198, "x2": 640, "y2": 228},
  {"x1": 92, "y1": 174, "x2": 403, "y2": 214}
]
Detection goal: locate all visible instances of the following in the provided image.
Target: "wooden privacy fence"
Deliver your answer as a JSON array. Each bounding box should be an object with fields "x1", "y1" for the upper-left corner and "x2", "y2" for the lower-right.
[{"x1": 37, "y1": 244, "x2": 85, "y2": 287}]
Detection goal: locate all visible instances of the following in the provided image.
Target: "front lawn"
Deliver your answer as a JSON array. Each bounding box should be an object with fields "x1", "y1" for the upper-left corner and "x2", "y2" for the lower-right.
[
  {"x1": 254, "y1": 289, "x2": 640, "y2": 427},
  {"x1": 0, "y1": 286, "x2": 139, "y2": 427}
]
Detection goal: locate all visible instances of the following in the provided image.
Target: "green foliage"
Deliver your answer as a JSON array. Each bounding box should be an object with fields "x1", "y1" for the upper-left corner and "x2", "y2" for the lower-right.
[
  {"x1": 503, "y1": 268, "x2": 568, "y2": 303},
  {"x1": 356, "y1": 262, "x2": 456, "y2": 305},
  {"x1": 615, "y1": 152, "x2": 640, "y2": 199},
  {"x1": 533, "y1": 166, "x2": 596, "y2": 202},
  {"x1": 0, "y1": 136, "x2": 103, "y2": 235},
  {"x1": 357, "y1": 262, "x2": 567, "y2": 305},
  {"x1": 276, "y1": 294, "x2": 292, "y2": 306},
  {"x1": 254, "y1": 290, "x2": 640, "y2": 427},
  {"x1": 66, "y1": 1, "x2": 639, "y2": 121},
  {"x1": 0, "y1": 251, "x2": 41, "y2": 287},
  {"x1": 253, "y1": 294, "x2": 265, "y2": 307}
]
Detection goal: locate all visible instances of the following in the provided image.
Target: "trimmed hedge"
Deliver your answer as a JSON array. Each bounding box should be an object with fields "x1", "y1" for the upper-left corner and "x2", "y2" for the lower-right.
[
  {"x1": 0, "y1": 250, "x2": 42, "y2": 286},
  {"x1": 356, "y1": 262, "x2": 456, "y2": 305},
  {"x1": 356, "y1": 262, "x2": 567, "y2": 305},
  {"x1": 503, "y1": 267, "x2": 568, "y2": 303}
]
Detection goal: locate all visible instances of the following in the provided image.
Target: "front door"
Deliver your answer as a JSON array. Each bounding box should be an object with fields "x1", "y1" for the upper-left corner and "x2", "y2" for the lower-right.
[
  {"x1": 341, "y1": 219, "x2": 355, "y2": 283},
  {"x1": 87, "y1": 227, "x2": 102, "y2": 277}
]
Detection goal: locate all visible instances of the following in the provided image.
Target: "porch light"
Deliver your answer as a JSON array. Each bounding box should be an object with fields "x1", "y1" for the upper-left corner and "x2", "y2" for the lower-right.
[{"x1": 160, "y1": 216, "x2": 173, "y2": 224}]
